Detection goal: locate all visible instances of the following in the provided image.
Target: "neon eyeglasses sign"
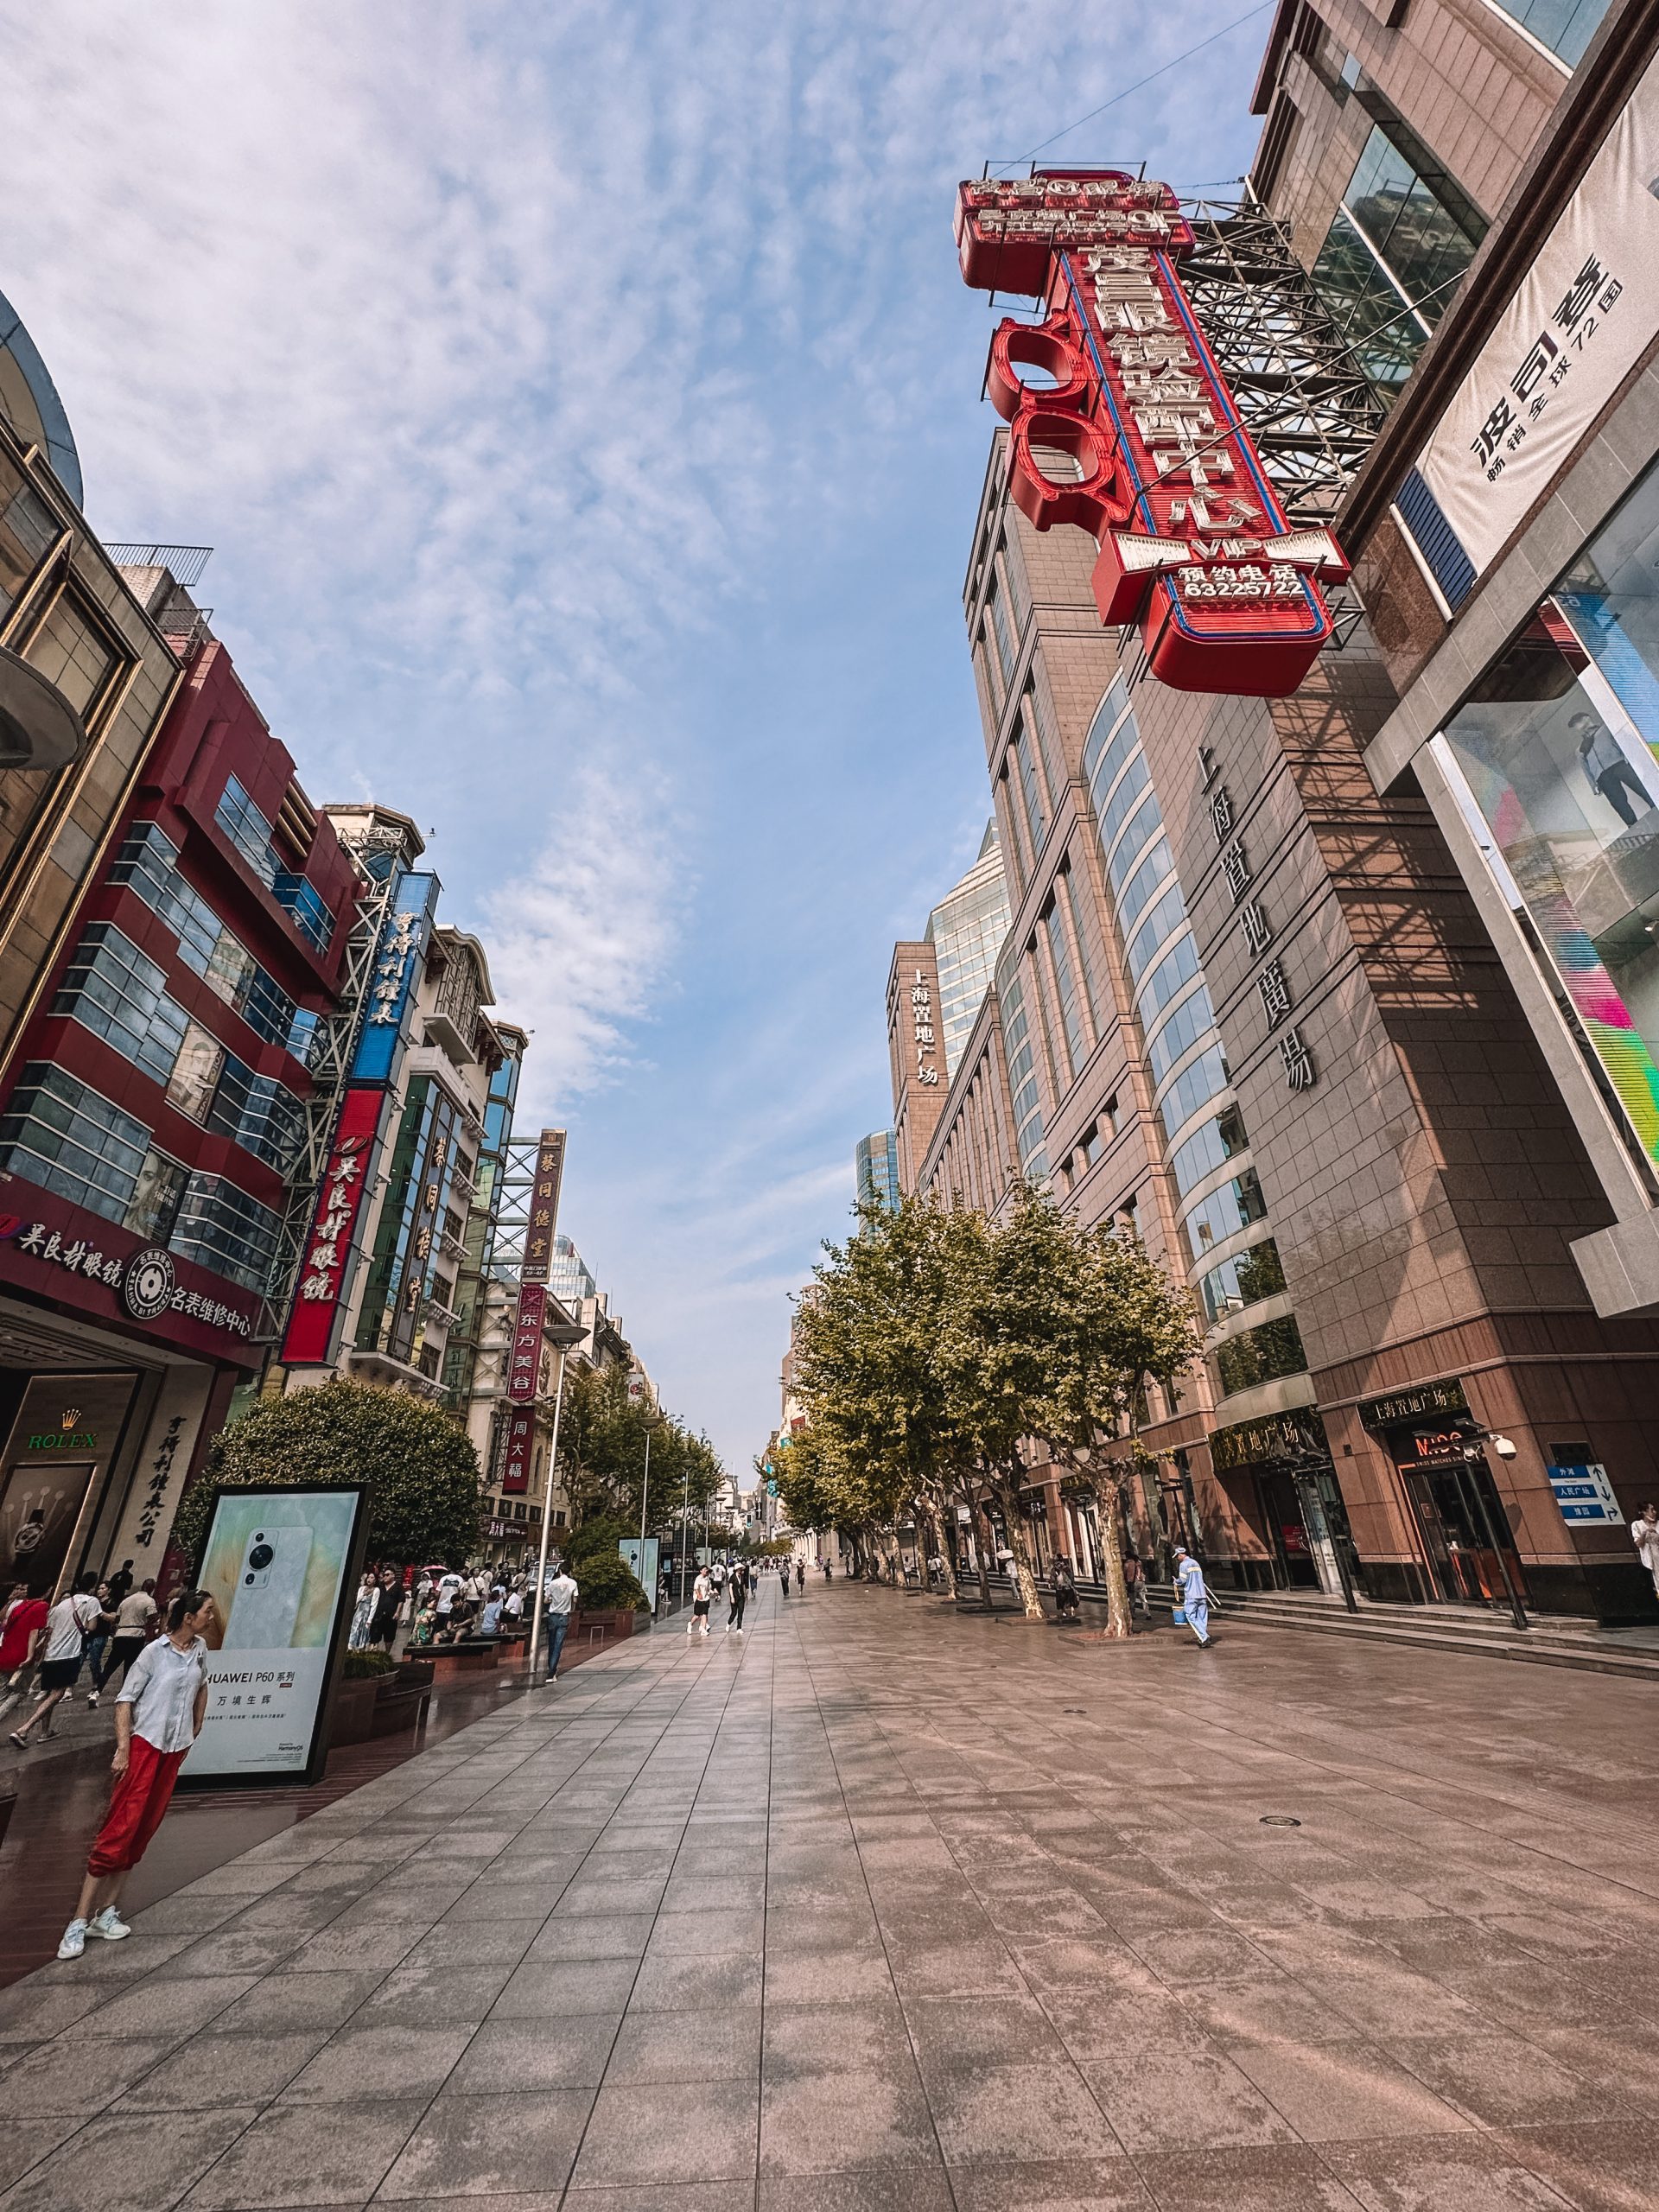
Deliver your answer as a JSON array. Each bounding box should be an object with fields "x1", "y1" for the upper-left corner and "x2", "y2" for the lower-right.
[{"x1": 956, "y1": 170, "x2": 1348, "y2": 696}]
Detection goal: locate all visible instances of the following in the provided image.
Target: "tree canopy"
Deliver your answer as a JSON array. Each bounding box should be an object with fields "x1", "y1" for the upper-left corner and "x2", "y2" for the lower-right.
[
  {"x1": 785, "y1": 1182, "x2": 1199, "y2": 1629},
  {"x1": 171, "y1": 1378, "x2": 483, "y2": 1567},
  {"x1": 556, "y1": 1363, "x2": 726, "y2": 1536}
]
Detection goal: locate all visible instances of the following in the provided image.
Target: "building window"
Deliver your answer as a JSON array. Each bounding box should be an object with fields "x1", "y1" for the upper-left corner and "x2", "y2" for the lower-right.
[
  {"x1": 997, "y1": 968, "x2": 1049, "y2": 1180},
  {"x1": 214, "y1": 775, "x2": 278, "y2": 887},
  {"x1": 1060, "y1": 865, "x2": 1103, "y2": 1030},
  {"x1": 1116, "y1": 836, "x2": 1173, "y2": 932},
  {"x1": 1147, "y1": 982, "x2": 1219, "y2": 1088},
  {"x1": 0, "y1": 462, "x2": 58, "y2": 620},
  {"x1": 0, "y1": 1064, "x2": 189, "y2": 1240},
  {"x1": 1126, "y1": 884, "x2": 1189, "y2": 988},
  {"x1": 1158, "y1": 1044, "x2": 1231, "y2": 1147},
  {"x1": 1198, "y1": 1236, "x2": 1287, "y2": 1325},
  {"x1": 22, "y1": 588, "x2": 123, "y2": 721},
  {"x1": 1136, "y1": 934, "x2": 1201, "y2": 1027},
  {"x1": 207, "y1": 1057, "x2": 305, "y2": 1174},
  {"x1": 168, "y1": 1171, "x2": 279, "y2": 1293},
  {"x1": 1013, "y1": 721, "x2": 1047, "y2": 855},
  {"x1": 1214, "y1": 1312, "x2": 1307, "y2": 1395},
  {"x1": 166, "y1": 1020, "x2": 226, "y2": 1122},
  {"x1": 54, "y1": 924, "x2": 188, "y2": 1086},
  {"x1": 1043, "y1": 905, "x2": 1086, "y2": 1077},
  {"x1": 1487, "y1": 0, "x2": 1610, "y2": 65},
  {"x1": 1180, "y1": 1168, "x2": 1268, "y2": 1261},
  {"x1": 986, "y1": 575, "x2": 1016, "y2": 686},
  {"x1": 273, "y1": 870, "x2": 335, "y2": 955},
  {"x1": 1310, "y1": 118, "x2": 1487, "y2": 398}
]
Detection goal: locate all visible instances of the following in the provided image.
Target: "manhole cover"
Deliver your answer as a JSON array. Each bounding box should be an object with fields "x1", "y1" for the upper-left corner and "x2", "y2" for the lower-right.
[
  {"x1": 1063, "y1": 1707, "x2": 1086, "y2": 1715},
  {"x1": 1259, "y1": 1815, "x2": 1301, "y2": 1827}
]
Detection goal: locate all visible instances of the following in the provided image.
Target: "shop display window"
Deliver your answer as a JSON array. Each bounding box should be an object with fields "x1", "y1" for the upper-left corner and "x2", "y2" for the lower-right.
[{"x1": 1442, "y1": 457, "x2": 1659, "y2": 1167}]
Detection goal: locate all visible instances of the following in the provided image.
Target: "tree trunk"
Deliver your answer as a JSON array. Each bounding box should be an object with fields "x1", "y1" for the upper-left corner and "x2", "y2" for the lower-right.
[
  {"x1": 996, "y1": 1477, "x2": 1046, "y2": 1619},
  {"x1": 1096, "y1": 1480, "x2": 1134, "y2": 1641},
  {"x1": 920, "y1": 1496, "x2": 957, "y2": 1599}
]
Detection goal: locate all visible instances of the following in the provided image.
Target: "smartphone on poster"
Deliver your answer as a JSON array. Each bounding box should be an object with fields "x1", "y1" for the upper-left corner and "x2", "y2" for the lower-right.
[{"x1": 220, "y1": 1525, "x2": 314, "y2": 1649}]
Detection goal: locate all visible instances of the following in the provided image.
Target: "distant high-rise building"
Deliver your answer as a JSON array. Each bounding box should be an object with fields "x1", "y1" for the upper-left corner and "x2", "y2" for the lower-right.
[
  {"x1": 926, "y1": 822, "x2": 1011, "y2": 1080},
  {"x1": 855, "y1": 1129, "x2": 901, "y2": 1213}
]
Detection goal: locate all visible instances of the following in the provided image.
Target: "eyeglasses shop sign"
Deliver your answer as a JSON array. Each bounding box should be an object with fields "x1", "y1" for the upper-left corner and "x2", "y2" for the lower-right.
[{"x1": 1415, "y1": 52, "x2": 1659, "y2": 582}]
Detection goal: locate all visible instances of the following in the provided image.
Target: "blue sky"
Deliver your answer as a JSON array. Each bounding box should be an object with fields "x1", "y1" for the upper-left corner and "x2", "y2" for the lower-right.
[{"x1": 2, "y1": 1, "x2": 1267, "y2": 1477}]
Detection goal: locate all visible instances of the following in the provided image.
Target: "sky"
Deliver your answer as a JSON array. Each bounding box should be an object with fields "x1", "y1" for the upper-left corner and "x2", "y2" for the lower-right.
[{"x1": 0, "y1": 0, "x2": 1267, "y2": 1478}]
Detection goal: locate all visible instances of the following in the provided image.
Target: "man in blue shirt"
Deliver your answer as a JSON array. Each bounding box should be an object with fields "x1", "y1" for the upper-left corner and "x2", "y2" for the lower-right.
[{"x1": 1173, "y1": 1547, "x2": 1213, "y2": 1649}]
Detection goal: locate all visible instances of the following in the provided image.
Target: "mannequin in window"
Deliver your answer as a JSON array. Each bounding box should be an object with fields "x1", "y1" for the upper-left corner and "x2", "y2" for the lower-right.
[{"x1": 1573, "y1": 711, "x2": 1653, "y2": 829}]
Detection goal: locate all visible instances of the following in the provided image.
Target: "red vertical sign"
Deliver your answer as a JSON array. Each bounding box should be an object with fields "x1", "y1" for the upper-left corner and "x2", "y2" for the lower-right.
[
  {"x1": 521, "y1": 1128, "x2": 564, "y2": 1283},
  {"x1": 501, "y1": 1406, "x2": 536, "y2": 1493},
  {"x1": 506, "y1": 1281, "x2": 546, "y2": 1406},
  {"x1": 281, "y1": 1086, "x2": 383, "y2": 1364}
]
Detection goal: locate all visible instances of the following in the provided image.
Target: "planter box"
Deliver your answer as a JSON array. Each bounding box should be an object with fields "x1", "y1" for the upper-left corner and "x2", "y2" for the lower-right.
[
  {"x1": 328, "y1": 1675, "x2": 380, "y2": 1748},
  {"x1": 371, "y1": 1681, "x2": 430, "y2": 1738},
  {"x1": 574, "y1": 1607, "x2": 636, "y2": 1642},
  {"x1": 427, "y1": 1642, "x2": 499, "y2": 1681},
  {"x1": 394, "y1": 1656, "x2": 435, "y2": 1691}
]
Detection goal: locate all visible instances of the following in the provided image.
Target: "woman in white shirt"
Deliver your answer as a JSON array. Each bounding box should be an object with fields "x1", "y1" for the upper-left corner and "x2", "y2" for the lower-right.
[{"x1": 57, "y1": 1587, "x2": 217, "y2": 1961}]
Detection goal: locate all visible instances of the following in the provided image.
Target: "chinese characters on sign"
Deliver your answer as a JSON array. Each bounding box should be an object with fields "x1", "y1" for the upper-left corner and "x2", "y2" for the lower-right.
[
  {"x1": 955, "y1": 171, "x2": 1349, "y2": 696},
  {"x1": 521, "y1": 1128, "x2": 565, "y2": 1283},
  {"x1": 910, "y1": 969, "x2": 940, "y2": 1088},
  {"x1": 507, "y1": 1281, "x2": 547, "y2": 1408},
  {"x1": 367, "y1": 906, "x2": 423, "y2": 1026},
  {"x1": 501, "y1": 1407, "x2": 536, "y2": 1495},
  {"x1": 1197, "y1": 743, "x2": 1318, "y2": 1096},
  {"x1": 1467, "y1": 260, "x2": 1622, "y2": 482},
  {"x1": 6, "y1": 1222, "x2": 252, "y2": 1338},
  {"x1": 280, "y1": 1087, "x2": 383, "y2": 1364},
  {"x1": 135, "y1": 1416, "x2": 187, "y2": 1550}
]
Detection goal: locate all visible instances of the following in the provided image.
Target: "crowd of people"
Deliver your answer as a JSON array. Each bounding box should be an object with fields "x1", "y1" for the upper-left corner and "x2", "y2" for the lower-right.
[{"x1": 2, "y1": 1560, "x2": 161, "y2": 1745}]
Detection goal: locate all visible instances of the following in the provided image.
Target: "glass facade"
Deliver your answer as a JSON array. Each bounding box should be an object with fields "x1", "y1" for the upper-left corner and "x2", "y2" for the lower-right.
[
  {"x1": 1310, "y1": 117, "x2": 1487, "y2": 398},
  {"x1": 213, "y1": 778, "x2": 334, "y2": 953},
  {"x1": 355, "y1": 1076, "x2": 469, "y2": 1378},
  {"x1": 855, "y1": 1129, "x2": 902, "y2": 1212},
  {"x1": 54, "y1": 925, "x2": 188, "y2": 1085},
  {"x1": 1491, "y1": 0, "x2": 1611, "y2": 65},
  {"x1": 1443, "y1": 458, "x2": 1659, "y2": 1170},
  {"x1": 926, "y1": 826, "x2": 1013, "y2": 1080}
]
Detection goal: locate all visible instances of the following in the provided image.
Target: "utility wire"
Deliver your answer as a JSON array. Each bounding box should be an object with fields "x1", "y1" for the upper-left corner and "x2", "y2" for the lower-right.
[{"x1": 991, "y1": 3, "x2": 1275, "y2": 176}]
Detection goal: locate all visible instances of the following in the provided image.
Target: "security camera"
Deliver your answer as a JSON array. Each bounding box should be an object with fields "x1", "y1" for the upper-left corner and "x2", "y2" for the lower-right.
[{"x1": 1490, "y1": 1434, "x2": 1517, "y2": 1459}]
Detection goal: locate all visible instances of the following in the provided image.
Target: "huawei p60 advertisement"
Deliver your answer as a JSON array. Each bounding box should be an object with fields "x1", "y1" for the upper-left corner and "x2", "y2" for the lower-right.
[{"x1": 181, "y1": 1484, "x2": 367, "y2": 1788}]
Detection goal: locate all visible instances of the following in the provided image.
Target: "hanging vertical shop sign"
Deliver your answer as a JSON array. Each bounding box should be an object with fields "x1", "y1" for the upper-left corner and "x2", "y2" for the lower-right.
[
  {"x1": 507, "y1": 1281, "x2": 547, "y2": 1406},
  {"x1": 280, "y1": 1086, "x2": 383, "y2": 1364},
  {"x1": 501, "y1": 1406, "x2": 536, "y2": 1495},
  {"x1": 521, "y1": 1127, "x2": 566, "y2": 1283},
  {"x1": 955, "y1": 171, "x2": 1348, "y2": 695},
  {"x1": 349, "y1": 874, "x2": 439, "y2": 1086}
]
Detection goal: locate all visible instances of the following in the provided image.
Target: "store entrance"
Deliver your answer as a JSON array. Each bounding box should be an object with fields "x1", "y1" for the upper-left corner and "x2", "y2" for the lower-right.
[
  {"x1": 1252, "y1": 1468, "x2": 1321, "y2": 1588},
  {"x1": 1400, "y1": 1452, "x2": 1528, "y2": 1608}
]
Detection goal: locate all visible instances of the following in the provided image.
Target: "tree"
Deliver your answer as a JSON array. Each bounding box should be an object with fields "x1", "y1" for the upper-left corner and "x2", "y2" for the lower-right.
[
  {"x1": 171, "y1": 1379, "x2": 483, "y2": 1567},
  {"x1": 556, "y1": 1365, "x2": 726, "y2": 1536}
]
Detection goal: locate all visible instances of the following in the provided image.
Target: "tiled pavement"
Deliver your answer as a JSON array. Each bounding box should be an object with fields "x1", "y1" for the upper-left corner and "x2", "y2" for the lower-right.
[{"x1": 0, "y1": 1580, "x2": 1656, "y2": 2211}]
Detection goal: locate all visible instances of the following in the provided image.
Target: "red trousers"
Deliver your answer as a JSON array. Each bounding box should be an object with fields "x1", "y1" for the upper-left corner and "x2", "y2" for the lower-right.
[{"x1": 87, "y1": 1737, "x2": 188, "y2": 1877}]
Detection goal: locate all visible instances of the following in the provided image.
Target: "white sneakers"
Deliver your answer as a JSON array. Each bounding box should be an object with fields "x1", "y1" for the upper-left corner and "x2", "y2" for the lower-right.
[{"x1": 57, "y1": 1906, "x2": 130, "y2": 1960}]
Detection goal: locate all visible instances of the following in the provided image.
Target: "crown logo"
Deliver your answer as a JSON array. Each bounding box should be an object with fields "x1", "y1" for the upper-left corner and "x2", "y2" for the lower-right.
[{"x1": 60, "y1": 1407, "x2": 80, "y2": 1432}]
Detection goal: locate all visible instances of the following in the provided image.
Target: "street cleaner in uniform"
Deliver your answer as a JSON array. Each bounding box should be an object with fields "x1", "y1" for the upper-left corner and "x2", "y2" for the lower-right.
[{"x1": 1173, "y1": 1546, "x2": 1214, "y2": 1649}]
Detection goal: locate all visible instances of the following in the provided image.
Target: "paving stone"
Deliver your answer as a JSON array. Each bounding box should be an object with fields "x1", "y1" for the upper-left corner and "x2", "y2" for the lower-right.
[
  {"x1": 573, "y1": 2079, "x2": 760, "y2": 2186},
  {"x1": 181, "y1": 2095, "x2": 428, "y2": 2206},
  {"x1": 0, "y1": 2105, "x2": 259, "y2": 2212}
]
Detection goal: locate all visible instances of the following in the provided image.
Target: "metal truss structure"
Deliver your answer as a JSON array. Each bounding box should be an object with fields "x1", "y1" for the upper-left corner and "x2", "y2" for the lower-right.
[
  {"x1": 486, "y1": 1139, "x2": 542, "y2": 1287},
  {"x1": 258, "y1": 862, "x2": 397, "y2": 1345},
  {"x1": 1179, "y1": 194, "x2": 1386, "y2": 531}
]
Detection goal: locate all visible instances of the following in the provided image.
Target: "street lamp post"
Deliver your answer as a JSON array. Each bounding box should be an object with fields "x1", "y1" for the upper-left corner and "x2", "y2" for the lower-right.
[{"x1": 526, "y1": 1347, "x2": 569, "y2": 1681}]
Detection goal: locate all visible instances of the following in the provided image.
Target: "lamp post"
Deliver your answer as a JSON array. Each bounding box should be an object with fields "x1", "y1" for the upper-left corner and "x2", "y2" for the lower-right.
[{"x1": 525, "y1": 1306, "x2": 588, "y2": 1682}]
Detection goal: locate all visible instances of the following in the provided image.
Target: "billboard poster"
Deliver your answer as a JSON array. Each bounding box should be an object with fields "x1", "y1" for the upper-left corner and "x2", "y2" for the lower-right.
[
  {"x1": 501, "y1": 1405, "x2": 535, "y2": 1494},
  {"x1": 507, "y1": 1281, "x2": 547, "y2": 1405},
  {"x1": 181, "y1": 1484, "x2": 367, "y2": 1789},
  {"x1": 521, "y1": 1127, "x2": 566, "y2": 1282},
  {"x1": 280, "y1": 1085, "x2": 384, "y2": 1365}
]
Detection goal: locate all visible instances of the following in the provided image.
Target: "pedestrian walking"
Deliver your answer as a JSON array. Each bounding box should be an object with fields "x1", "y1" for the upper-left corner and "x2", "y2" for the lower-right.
[
  {"x1": 97, "y1": 1581, "x2": 159, "y2": 1694},
  {"x1": 1052, "y1": 1554, "x2": 1080, "y2": 1622},
  {"x1": 542, "y1": 1560, "x2": 579, "y2": 1680},
  {"x1": 779, "y1": 1559, "x2": 790, "y2": 1602},
  {"x1": 795, "y1": 1560, "x2": 804, "y2": 1592},
  {"x1": 80, "y1": 1583, "x2": 115, "y2": 1706},
  {"x1": 1173, "y1": 1545, "x2": 1213, "y2": 1649},
  {"x1": 1122, "y1": 1549, "x2": 1149, "y2": 1618},
  {"x1": 347, "y1": 1573, "x2": 377, "y2": 1650},
  {"x1": 0, "y1": 1583, "x2": 48, "y2": 1722},
  {"x1": 105, "y1": 1560, "x2": 136, "y2": 1610},
  {"x1": 1633, "y1": 1503, "x2": 1659, "y2": 1603},
  {"x1": 823, "y1": 1559, "x2": 831, "y2": 1580},
  {"x1": 10, "y1": 1574, "x2": 106, "y2": 1745},
  {"x1": 690, "y1": 1566, "x2": 713, "y2": 1637},
  {"x1": 727, "y1": 1560, "x2": 747, "y2": 1635},
  {"x1": 434, "y1": 1566, "x2": 463, "y2": 1627},
  {"x1": 57, "y1": 1587, "x2": 216, "y2": 1960}
]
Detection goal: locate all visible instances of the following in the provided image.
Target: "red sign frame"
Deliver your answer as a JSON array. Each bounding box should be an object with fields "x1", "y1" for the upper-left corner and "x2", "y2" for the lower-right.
[
  {"x1": 506, "y1": 1281, "x2": 547, "y2": 1407},
  {"x1": 280, "y1": 1085, "x2": 382, "y2": 1365},
  {"x1": 501, "y1": 1405, "x2": 535, "y2": 1494},
  {"x1": 956, "y1": 170, "x2": 1348, "y2": 696}
]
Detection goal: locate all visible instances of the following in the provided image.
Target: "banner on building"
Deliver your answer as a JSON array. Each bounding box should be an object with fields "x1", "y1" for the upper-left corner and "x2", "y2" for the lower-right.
[
  {"x1": 501, "y1": 1406, "x2": 536, "y2": 1495},
  {"x1": 181, "y1": 1484, "x2": 367, "y2": 1789},
  {"x1": 349, "y1": 874, "x2": 440, "y2": 1087},
  {"x1": 955, "y1": 171, "x2": 1348, "y2": 696},
  {"x1": 1413, "y1": 54, "x2": 1659, "y2": 589},
  {"x1": 521, "y1": 1127, "x2": 566, "y2": 1283},
  {"x1": 280, "y1": 1085, "x2": 383, "y2": 1365}
]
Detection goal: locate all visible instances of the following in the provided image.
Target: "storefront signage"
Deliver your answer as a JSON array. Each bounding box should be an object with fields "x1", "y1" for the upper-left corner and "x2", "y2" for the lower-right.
[
  {"x1": 507, "y1": 1281, "x2": 546, "y2": 1406},
  {"x1": 956, "y1": 171, "x2": 1348, "y2": 696},
  {"x1": 349, "y1": 873, "x2": 439, "y2": 1087},
  {"x1": 1210, "y1": 1408, "x2": 1325, "y2": 1472},
  {"x1": 1413, "y1": 55, "x2": 1659, "y2": 586},
  {"x1": 521, "y1": 1127, "x2": 566, "y2": 1282},
  {"x1": 1546, "y1": 1457, "x2": 1625, "y2": 1526},
  {"x1": 1, "y1": 1216, "x2": 255, "y2": 1341},
  {"x1": 183, "y1": 1484, "x2": 366, "y2": 1789},
  {"x1": 1357, "y1": 1378, "x2": 1469, "y2": 1431},
  {"x1": 280, "y1": 1085, "x2": 383, "y2": 1365},
  {"x1": 501, "y1": 1405, "x2": 536, "y2": 1494},
  {"x1": 135, "y1": 1415, "x2": 188, "y2": 1551},
  {"x1": 910, "y1": 969, "x2": 939, "y2": 1088}
]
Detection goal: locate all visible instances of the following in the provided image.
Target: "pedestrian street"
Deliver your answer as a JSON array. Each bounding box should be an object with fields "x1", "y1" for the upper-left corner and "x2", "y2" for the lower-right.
[{"x1": 1, "y1": 1576, "x2": 1656, "y2": 2211}]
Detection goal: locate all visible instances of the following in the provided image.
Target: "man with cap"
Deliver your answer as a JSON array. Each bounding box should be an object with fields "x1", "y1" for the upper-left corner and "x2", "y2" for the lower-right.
[{"x1": 1173, "y1": 1546, "x2": 1213, "y2": 1649}]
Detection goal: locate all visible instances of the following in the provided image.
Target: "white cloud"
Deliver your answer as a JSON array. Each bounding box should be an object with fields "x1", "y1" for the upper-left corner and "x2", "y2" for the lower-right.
[{"x1": 482, "y1": 755, "x2": 684, "y2": 1105}]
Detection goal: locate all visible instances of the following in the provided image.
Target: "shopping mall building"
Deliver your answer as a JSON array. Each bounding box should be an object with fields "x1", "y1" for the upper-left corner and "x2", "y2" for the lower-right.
[{"x1": 899, "y1": 0, "x2": 1659, "y2": 1622}]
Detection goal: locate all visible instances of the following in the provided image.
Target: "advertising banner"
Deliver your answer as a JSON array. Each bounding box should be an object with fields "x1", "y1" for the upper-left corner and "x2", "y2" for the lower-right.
[
  {"x1": 501, "y1": 1405, "x2": 536, "y2": 1494},
  {"x1": 182, "y1": 1484, "x2": 367, "y2": 1788},
  {"x1": 348, "y1": 874, "x2": 440, "y2": 1087},
  {"x1": 1416, "y1": 54, "x2": 1659, "y2": 582},
  {"x1": 280, "y1": 1086, "x2": 384, "y2": 1365},
  {"x1": 521, "y1": 1127, "x2": 566, "y2": 1283}
]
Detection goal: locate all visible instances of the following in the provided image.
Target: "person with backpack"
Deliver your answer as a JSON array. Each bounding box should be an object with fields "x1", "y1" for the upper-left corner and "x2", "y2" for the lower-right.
[{"x1": 9, "y1": 1573, "x2": 107, "y2": 1746}]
